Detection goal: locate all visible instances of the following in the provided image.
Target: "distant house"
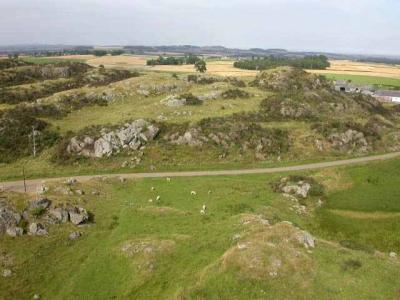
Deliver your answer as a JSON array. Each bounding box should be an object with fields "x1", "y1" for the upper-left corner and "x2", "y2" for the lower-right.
[
  {"x1": 334, "y1": 80, "x2": 373, "y2": 94},
  {"x1": 373, "y1": 90, "x2": 400, "y2": 103}
]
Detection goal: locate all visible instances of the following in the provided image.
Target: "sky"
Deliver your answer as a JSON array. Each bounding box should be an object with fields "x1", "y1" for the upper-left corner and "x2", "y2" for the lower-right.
[{"x1": 0, "y1": 0, "x2": 399, "y2": 55}]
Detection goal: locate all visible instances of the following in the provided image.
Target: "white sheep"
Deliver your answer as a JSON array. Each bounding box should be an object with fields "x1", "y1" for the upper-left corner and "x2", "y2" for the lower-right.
[
  {"x1": 148, "y1": 199, "x2": 153, "y2": 203},
  {"x1": 156, "y1": 195, "x2": 161, "y2": 201},
  {"x1": 191, "y1": 191, "x2": 197, "y2": 196},
  {"x1": 151, "y1": 187, "x2": 155, "y2": 191},
  {"x1": 166, "y1": 177, "x2": 171, "y2": 182}
]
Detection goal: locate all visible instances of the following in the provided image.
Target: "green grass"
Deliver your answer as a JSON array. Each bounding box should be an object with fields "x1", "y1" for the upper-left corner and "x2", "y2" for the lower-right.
[
  {"x1": 323, "y1": 73, "x2": 400, "y2": 89},
  {"x1": 2, "y1": 161, "x2": 400, "y2": 299},
  {"x1": 311, "y1": 159, "x2": 400, "y2": 253},
  {"x1": 21, "y1": 56, "x2": 87, "y2": 65}
]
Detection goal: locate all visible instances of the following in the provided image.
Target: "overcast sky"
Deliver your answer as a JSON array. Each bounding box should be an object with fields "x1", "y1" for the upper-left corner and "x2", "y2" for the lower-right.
[{"x1": 1, "y1": 0, "x2": 399, "y2": 55}]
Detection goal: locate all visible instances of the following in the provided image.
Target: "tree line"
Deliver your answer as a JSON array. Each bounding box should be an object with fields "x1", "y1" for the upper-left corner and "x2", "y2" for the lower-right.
[
  {"x1": 146, "y1": 54, "x2": 201, "y2": 66},
  {"x1": 233, "y1": 55, "x2": 330, "y2": 70}
]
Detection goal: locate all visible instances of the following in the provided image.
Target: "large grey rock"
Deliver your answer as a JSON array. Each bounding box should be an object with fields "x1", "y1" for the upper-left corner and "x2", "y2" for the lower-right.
[
  {"x1": 68, "y1": 207, "x2": 89, "y2": 225},
  {"x1": 295, "y1": 231, "x2": 315, "y2": 248},
  {"x1": 49, "y1": 208, "x2": 69, "y2": 223}
]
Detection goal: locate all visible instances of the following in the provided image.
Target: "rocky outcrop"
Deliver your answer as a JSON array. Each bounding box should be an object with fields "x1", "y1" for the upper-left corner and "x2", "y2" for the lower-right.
[
  {"x1": 329, "y1": 129, "x2": 369, "y2": 152},
  {"x1": 0, "y1": 200, "x2": 22, "y2": 235},
  {"x1": 272, "y1": 176, "x2": 324, "y2": 199},
  {"x1": 66, "y1": 119, "x2": 159, "y2": 158}
]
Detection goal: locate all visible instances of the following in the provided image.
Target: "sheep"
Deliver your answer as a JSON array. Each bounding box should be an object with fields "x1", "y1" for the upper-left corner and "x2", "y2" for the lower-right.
[
  {"x1": 151, "y1": 187, "x2": 155, "y2": 191},
  {"x1": 200, "y1": 204, "x2": 207, "y2": 215},
  {"x1": 166, "y1": 177, "x2": 171, "y2": 182},
  {"x1": 191, "y1": 191, "x2": 197, "y2": 196},
  {"x1": 148, "y1": 199, "x2": 153, "y2": 203},
  {"x1": 156, "y1": 195, "x2": 161, "y2": 201}
]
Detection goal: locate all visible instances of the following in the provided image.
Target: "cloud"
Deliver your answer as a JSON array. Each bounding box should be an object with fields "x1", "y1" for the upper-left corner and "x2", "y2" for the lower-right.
[{"x1": 0, "y1": 0, "x2": 399, "y2": 55}]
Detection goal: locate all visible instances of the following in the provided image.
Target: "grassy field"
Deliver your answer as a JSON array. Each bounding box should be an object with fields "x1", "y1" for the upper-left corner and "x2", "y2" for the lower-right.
[
  {"x1": 1, "y1": 159, "x2": 400, "y2": 299},
  {"x1": 322, "y1": 73, "x2": 400, "y2": 89}
]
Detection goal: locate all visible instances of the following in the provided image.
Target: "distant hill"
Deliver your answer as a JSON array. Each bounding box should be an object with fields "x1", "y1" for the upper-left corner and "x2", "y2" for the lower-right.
[{"x1": 1, "y1": 44, "x2": 400, "y2": 65}]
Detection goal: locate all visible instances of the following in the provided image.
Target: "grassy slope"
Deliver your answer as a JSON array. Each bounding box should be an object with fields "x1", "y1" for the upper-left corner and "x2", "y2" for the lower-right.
[
  {"x1": 21, "y1": 57, "x2": 87, "y2": 65},
  {"x1": 1, "y1": 160, "x2": 400, "y2": 299}
]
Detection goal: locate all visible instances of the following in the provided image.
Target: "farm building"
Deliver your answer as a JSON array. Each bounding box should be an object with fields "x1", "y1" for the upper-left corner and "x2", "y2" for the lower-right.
[
  {"x1": 334, "y1": 80, "x2": 373, "y2": 94},
  {"x1": 373, "y1": 90, "x2": 400, "y2": 103}
]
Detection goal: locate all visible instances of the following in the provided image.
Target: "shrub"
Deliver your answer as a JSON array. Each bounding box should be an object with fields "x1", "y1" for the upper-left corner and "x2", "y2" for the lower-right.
[
  {"x1": 179, "y1": 93, "x2": 202, "y2": 105},
  {"x1": 221, "y1": 89, "x2": 250, "y2": 99}
]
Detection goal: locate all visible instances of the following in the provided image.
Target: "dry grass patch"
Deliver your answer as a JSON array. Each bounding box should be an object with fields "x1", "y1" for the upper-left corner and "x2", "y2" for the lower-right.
[
  {"x1": 314, "y1": 168, "x2": 354, "y2": 192},
  {"x1": 308, "y1": 60, "x2": 400, "y2": 79}
]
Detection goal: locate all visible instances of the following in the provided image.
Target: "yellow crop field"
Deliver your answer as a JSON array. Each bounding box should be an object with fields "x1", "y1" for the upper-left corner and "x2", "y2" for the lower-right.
[{"x1": 308, "y1": 60, "x2": 400, "y2": 79}]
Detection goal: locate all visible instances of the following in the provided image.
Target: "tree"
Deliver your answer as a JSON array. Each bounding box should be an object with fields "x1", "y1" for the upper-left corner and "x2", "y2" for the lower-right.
[{"x1": 195, "y1": 60, "x2": 207, "y2": 73}]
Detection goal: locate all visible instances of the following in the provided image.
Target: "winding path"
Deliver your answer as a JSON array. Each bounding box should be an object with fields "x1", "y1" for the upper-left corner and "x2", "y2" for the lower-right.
[{"x1": 1, "y1": 152, "x2": 400, "y2": 193}]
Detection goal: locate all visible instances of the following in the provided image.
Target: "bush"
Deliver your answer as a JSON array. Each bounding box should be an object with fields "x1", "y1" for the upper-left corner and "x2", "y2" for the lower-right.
[
  {"x1": 221, "y1": 89, "x2": 250, "y2": 99},
  {"x1": 179, "y1": 93, "x2": 202, "y2": 105}
]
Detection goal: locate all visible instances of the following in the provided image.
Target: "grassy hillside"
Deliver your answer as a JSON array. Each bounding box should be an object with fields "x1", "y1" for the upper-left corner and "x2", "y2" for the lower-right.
[
  {"x1": 1, "y1": 159, "x2": 400, "y2": 299},
  {"x1": 323, "y1": 73, "x2": 400, "y2": 89}
]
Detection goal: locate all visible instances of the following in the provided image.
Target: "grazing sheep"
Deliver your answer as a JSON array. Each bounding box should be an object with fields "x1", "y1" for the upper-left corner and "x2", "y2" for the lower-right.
[
  {"x1": 156, "y1": 196, "x2": 161, "y2": 201},
  {"x1": 148, "y1": 199, "x2": 153, "y2": 203},
  {"x1": 191, "y1": 191, "x2": 197, "y2": 196},
  {"x1": 200, "y1": 204, "x2": 207, "y2": 215},
  {"x1": 151, "y1": 187, "x2": 155, "y2": 191},
  {"x1": 208, "y1": 190, "x2": 211, "y2": 194},
  {"x1": 166, "y1": 177, "x2": 171, "y2": 182}
]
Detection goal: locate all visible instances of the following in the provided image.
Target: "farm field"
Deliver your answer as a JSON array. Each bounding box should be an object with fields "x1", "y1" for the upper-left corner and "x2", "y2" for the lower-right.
[
  {"x1": 1, "y1": 159, "x2": 400, "y2": 299},
  {"x1": 322, "y1": 73, "x2": 400, "y2": 88},
  {"x1": 308, "y1": 59, "x2": 400, "y2": 79}
]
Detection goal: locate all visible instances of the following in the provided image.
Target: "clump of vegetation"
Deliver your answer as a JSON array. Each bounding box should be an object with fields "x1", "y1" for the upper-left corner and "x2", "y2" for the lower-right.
[
  {"x1": 178, "y1": 93, "x2": 202, "y2": 105},
  {"x1": 0, "y1": 108, "x2": 59, "y2": 162},
  {"x1": 225, "y1": 76, "x2": 246, "y2": 87},
  {"x1": 187, "y1": 74, "x2": 219, "y2": 84},
  {"x1": 194, "y1": 60, "x2": 207, "y2": 73},
  {"x1": 234, "y1": 55, "x2": 330, "y2": 70},
  {"x1": 221, "y1": 88, "x2": 250, "y2": 99}
]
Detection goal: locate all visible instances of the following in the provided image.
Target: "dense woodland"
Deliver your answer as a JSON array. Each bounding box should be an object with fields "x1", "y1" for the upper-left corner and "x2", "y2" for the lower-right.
[{"x1": 233, "y1": 55, "x2": 330, "y2": 70}]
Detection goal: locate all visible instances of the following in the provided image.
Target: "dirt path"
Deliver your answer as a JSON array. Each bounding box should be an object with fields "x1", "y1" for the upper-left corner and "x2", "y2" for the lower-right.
[{"x1": 1, "y1": 152, "x2": 399, "y2": 193}]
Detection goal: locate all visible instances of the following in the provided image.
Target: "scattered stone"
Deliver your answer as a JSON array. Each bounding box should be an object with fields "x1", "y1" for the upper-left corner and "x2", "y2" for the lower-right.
[
  {"x1": 389, "y1": 252, "x2": 397, "y2": 258},
  {"x1": 66, "y1": 178, "x2": 77, "y2": 185},
  {"x1": 68, "y1": 231, "x2": 82, "y2": 241},
  {"x1": 33, "y1": 294, "x2": 40, "y2": 300},
  {"x1": 2, "y1": 269, "x2": 12, "y2": 278},
  {"x1": 75, "y1": 189, "x2": 85, "y2": 196},
  {"x1": 295, "y1": 231, "x2": 315, "y2": 248},
  {"x1": 91, "y1": 190, "x2": 100, "y2": 196},
  {"x1": 6, "y1": 227, "x2": 24, "y2": 237}
]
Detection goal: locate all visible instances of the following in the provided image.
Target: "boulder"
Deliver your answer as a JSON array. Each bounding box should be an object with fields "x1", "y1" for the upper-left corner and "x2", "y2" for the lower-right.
[
  {"x1": 28, "y1": 223, "x2": 48, "y2": 236},
  {"x1": 49, "y1": 208, "x2": 69, "y2": 223},
  {"x1": 68, "y1": 207, "x2": 89, "y2": 225},
  {"x1": 295, "y1": 231, "x2": 315, "y2": 248},
  {"x1": 389, "y1": 252, "x2": 397, "y2": 258},
  {"x1": 68, "y1": 231, "x2": 82, "y2": 240},
  {"x1": 6, "y1": 227, "x2": 24, "y2": 237},
  {"x1": 28, "y1": 198, "x2": 51, "y2": 211}
]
